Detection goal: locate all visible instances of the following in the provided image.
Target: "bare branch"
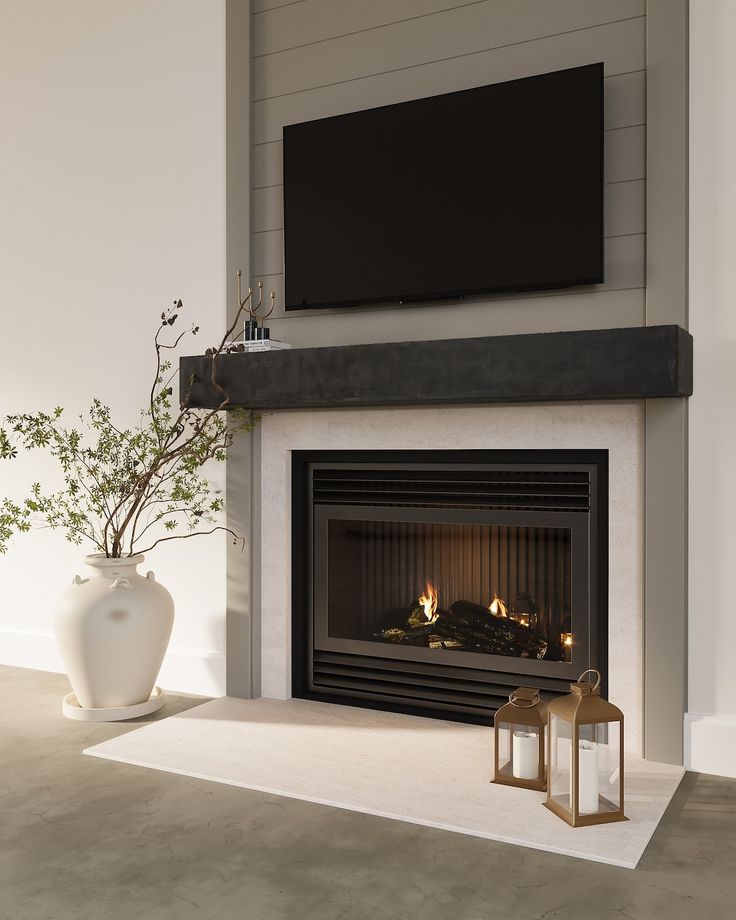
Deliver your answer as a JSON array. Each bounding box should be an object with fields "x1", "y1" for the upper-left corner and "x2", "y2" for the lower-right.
[{"x1": 135, "y1": 526, "x2": 244, "y2": 557}]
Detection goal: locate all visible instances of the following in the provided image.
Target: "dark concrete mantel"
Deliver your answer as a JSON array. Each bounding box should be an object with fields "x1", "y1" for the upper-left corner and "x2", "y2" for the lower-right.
[{"x1": 180, "y1": 325, "x2": 693, "y2": 410}]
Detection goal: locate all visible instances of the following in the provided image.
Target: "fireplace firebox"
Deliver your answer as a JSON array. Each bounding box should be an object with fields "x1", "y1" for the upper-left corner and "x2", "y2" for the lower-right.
[{"x1": 292, "y1": 450, "x2": 607, "y2": 723}]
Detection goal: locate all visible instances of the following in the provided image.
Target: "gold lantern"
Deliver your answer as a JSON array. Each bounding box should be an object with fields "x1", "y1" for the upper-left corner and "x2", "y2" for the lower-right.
[
  {"x1": 492, "y1": 687, "x2": 547, "y2": 791},
  {"x1": 544, "y1": 669, "x2": 627, "y2": 827}
]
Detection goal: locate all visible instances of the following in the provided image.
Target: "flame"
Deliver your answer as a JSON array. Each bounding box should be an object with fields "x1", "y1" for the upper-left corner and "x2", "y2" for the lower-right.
[
  {"x1": 489, "y1": 594, "x2": 507, "y2": 618},
  {"x1": 418, "y1": 581, "x2": 439, "y2": 623},
  {"x1": 561, "y1": 632, "x2": 574, "y2": 647}
]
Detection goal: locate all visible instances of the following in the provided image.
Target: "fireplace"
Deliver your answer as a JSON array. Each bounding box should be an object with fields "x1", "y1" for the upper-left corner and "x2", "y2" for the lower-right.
[{"x1": 292, "y1": 450, "x2": 608, "y2": 723}]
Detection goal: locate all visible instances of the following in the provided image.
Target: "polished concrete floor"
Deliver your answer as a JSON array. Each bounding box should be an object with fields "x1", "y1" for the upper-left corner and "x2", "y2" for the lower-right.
[{"x1": 2, "y1": 665, "x2": 735, "y2": 920}]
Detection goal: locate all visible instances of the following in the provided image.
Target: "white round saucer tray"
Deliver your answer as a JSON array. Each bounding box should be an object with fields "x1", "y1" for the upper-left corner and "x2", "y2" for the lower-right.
[{"x1": 62, "y1": 686, "x2": 165, "y2": 722}]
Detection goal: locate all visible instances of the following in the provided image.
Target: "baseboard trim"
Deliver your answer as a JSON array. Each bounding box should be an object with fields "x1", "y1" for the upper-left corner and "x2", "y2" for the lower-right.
[
  {"x1": 0, "y1": 627, "x2": 225, "y2": 698},
  {"x1": 685, "y1": 712, "x2": 736, "y2": 779},
  {"x1": 158, "y1": 648, "x2": 225, "y2": 698}
]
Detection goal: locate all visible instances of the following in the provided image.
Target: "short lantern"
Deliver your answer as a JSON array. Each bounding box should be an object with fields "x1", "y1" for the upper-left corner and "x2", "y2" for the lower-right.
[
  {"x1": 544, "y1": 669, "x2": 627, "y2": 827},
  {"x1": 492, "y1": 687, "x2": 547, "y2": 791}
]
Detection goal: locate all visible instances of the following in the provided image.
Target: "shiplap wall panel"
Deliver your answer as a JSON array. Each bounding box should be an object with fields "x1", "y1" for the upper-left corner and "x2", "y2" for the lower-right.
[
  {"x1": 253, "y1": 229, "x2": 284, "y2": 276},
  {"x1": 263, "y1": 288, "x2": 646, "y2": 347},
  {"x1": 253, "y1": 141, "x2": 283, "y2": 188},
  {"x1": 251, "y1": 0, "x2": 647, "y2": 344},
  {"x1": 253, "y1": 185, "x2": 283, "y2": 232},
  {"x1": 605, "y1": 70, "x2": 645, "y2": 128},
  {"x1": 254, "y1": 0, "x2": 479, "y2": 56},
  {"x1": 605, "y1": 179, "x2": 645, "y2": 237},
  {"x1": 254, "y1": 0, "x2": 644, "y2": 100},
  {"x1": 253, "y1": 17, "x2": 644, "y2": 142},
  {"x1": 254, "y1": 0, "x2": 307, "y2": 13},
  {"x1": 605, "y1": 125, "x2": 645, "y2": 182}
]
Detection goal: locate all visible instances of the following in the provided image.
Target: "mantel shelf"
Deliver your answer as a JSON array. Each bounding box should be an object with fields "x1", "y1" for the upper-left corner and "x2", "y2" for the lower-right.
[{"x1": 179, "y1": 325, "x2": 693, "y2": 411}]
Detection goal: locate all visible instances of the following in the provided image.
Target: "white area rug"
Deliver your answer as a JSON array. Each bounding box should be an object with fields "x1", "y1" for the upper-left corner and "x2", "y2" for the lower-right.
[{"x1": 85, "y1": 697, "x2": 684, "y2": 869}]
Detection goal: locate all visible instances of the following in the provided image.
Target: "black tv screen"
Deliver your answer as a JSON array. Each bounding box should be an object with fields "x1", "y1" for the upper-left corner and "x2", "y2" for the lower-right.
[{"x1": 283, "y1": 63, "x2": 603, "y2": 311}]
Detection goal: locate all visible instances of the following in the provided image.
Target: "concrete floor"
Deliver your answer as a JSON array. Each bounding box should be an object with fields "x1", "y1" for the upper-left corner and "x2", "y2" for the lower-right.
[{"x1": 1, "y1": 666, "x2": 735, "y2": 920}]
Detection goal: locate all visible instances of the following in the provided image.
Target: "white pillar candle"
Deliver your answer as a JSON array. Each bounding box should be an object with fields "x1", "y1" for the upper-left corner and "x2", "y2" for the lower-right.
[
  {"x1": 576, "y1": 740, "x2": 600, "y2": 814},
  {"x1": 512, "y1": 730, "x2": 539, "y2": 780}
]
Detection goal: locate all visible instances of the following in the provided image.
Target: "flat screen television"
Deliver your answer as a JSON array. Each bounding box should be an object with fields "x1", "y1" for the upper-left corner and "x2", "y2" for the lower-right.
[{"x1": 283, "y1": 63, "x2": 603, "y2": 311}]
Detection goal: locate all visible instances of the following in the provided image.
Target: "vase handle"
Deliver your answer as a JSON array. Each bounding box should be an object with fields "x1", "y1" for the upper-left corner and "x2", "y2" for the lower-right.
[
  {"x1": 146, "y1": 571, "x2": 156, "y2": 582},
  {"x1": 109, "y1": 577, "x2": 131, "y2": 591},
  {"x1": 72, "y1": 575, "x2": 89, "y2": 586}
]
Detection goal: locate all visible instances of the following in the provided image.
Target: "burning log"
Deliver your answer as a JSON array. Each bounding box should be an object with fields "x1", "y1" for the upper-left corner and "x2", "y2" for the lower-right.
[
  {"x1": 379, "y1": 626, "x2": 430, "y2": 646},
  {"x1": 447, "y1": 601, "x2": 548, "y2": 658},
  {"x1": 373, "y1": 598, "x2": 552, "y2": 659},
  {"x1": 428, "y1": 634, "x2": 465, "y2": 649},
  {"x1": 371, "y1": 578, "x2": 563, "y2": 660}
]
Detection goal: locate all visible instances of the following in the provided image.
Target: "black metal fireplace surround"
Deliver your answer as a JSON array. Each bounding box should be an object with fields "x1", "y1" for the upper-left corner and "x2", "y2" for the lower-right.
[{"x1": 292, "y1": 450, "x2": 608, "y2": 724}]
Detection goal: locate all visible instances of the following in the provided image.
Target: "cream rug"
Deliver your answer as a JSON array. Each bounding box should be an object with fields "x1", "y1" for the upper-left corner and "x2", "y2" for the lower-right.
[{"x1": 84, "y1": 696, "x2": 684, "y2": 869}]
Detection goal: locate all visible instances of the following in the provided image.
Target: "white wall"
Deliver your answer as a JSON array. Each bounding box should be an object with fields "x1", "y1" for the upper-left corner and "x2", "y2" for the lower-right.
[
  {"x1": 0, "y1": 0, "x2": 228, "y2": 696},
  {"x1": 687, "y1": 0, "x2": 736, "y2": 778}
]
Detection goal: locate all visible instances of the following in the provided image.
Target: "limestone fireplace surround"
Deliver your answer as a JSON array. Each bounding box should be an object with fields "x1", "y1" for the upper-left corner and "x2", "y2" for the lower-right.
[{"x1": 253, "y1": 402, "x2": 644, "y2": 749}]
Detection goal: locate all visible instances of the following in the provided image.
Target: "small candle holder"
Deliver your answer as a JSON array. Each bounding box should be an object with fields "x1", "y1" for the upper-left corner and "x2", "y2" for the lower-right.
[
  {"x1": 492, "y1": 687, "x2": 547, "y2": 791},
  {"x1": 248, "y1": 278, "x2": 275, "y2": 341},
  {"x1": 236, "y1": 270, "x2": 276, "y2": 344}
]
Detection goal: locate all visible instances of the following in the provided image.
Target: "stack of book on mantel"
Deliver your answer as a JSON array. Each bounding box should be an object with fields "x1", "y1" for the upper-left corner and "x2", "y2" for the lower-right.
[{"x1": 227, "y1": 339, "x2": 292, "y2": 354}]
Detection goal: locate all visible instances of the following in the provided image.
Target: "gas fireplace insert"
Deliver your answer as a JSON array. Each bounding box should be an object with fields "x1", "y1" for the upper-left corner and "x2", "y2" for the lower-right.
[{"x1": 292, "y1": 450, "x2": 608, "y2": 723}]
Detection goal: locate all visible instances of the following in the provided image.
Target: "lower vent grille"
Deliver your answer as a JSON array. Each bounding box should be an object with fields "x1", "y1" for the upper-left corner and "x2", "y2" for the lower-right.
[{"x1": 310, "y1": 650, "x2": 570, "y2": 722}]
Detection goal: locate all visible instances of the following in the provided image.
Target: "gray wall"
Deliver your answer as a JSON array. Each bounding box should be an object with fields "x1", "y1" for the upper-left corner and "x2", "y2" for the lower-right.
[{"x1": 251, "y1": 0, "x2": 647, "y2": 346}]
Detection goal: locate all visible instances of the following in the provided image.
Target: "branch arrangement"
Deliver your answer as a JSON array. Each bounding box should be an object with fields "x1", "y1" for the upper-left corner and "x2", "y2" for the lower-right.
[{"x1": 0, "y1": 284, "x2": 263, "y2": 558}]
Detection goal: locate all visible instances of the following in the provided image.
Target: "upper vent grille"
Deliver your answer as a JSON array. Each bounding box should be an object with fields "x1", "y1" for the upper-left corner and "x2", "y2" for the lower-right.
[{"x1": 312, "y1": 467, "x2": 591, "y2": 513}]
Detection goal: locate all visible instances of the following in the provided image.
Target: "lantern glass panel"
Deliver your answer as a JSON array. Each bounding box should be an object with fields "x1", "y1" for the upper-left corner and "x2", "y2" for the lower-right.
[
  {"x1": 576, "y1": 721, "x2": 622, "y2": 815},
  {"x1": 497, "y1": 720, "x2": 511, "y2": 775},
  {"x1": 549, "y1": 713, "x2": 573, "y2": 809},
  {"x1": 497, "y1": 720, "x2": 541, "y2": 781}
]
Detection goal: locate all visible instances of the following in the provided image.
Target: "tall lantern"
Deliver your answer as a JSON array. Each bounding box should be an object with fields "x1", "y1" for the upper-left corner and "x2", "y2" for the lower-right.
[
  {"x1": 544, "y1": 669, "x2": 627, "y2": 827},
  {"x1": 492, "y1": 687, "x2": 547, "y2": 791}
]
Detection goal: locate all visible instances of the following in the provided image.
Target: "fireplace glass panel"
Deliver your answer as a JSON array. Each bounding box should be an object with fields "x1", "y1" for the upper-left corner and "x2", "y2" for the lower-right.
[{"x1": 326, "y1": 519, "x2": 573, "y2": 662}]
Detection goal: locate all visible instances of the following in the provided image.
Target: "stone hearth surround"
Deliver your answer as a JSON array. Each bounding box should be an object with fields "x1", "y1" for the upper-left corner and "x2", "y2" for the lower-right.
[{"x1": 257, "y1": 401, "x2": 644, "y2": 753}]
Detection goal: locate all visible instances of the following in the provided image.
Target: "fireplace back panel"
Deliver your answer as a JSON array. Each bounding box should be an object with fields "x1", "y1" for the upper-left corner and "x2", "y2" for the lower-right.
[
  {"x1": 324, "y1": 519, "x2": 572, "y2": 647},
  {"x1": 292, "y1": 450, "x2": 608, "y2": 724}
]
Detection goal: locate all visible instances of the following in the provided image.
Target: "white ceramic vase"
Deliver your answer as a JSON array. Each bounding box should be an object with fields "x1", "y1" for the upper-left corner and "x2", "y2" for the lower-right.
[{"x1": 54, "y1": 554, "x2": 174, "y2": 710}]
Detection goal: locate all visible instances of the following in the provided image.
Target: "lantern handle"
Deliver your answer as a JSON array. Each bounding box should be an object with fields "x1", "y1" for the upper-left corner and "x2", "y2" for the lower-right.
[
  {"x1": 508, "y1": 688, "x2": 540, "y2": 708},
  {"x1": 576, "y1": 668, "x2": 601, "y2": 691}
]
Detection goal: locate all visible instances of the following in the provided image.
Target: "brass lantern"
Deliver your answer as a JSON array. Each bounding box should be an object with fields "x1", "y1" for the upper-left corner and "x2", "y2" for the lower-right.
[
  {"x1": 492, "y1": 687, "x2": 547, "y2": 791},
  {"x1": 544, "y1": 669, "x2": 627, "y2": 827}
]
